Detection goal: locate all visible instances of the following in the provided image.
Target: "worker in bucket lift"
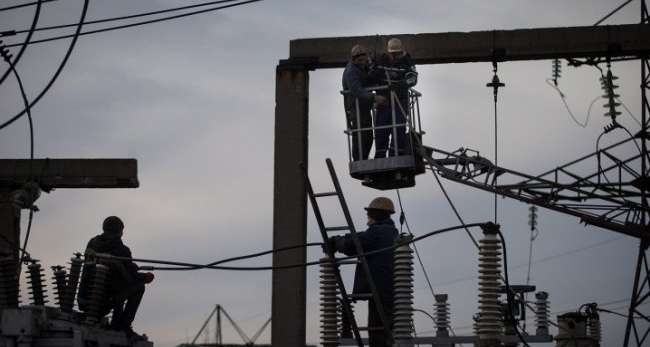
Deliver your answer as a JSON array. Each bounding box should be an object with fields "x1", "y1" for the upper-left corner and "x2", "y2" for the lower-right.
[
  {"x1": 326, "y1": 197, "x2": 398, "y2": 347},
  {"x1": 343, "y1": 44, "x2": 387, "y2": 161},
  {"x1": 78, "y1": 216, "x2": 154, "y2": 339},
  {"x1": 371, "y1": 38, "x2": 417, "y2": 158}
]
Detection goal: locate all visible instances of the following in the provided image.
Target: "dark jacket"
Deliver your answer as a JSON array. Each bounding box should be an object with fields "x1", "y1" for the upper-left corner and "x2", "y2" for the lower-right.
[
  {"x1": 371, "y1": 52, "x2": 417, "y2": 101},
  {"x1": 78, "y1": 233, "x2": 141, "y2": 306},
  {"x1": 336, "y1": 219, "x2": 398, "y2": 303},
  {"x1": 342, "y1": 61, "x2": 375, "y2": 120}
]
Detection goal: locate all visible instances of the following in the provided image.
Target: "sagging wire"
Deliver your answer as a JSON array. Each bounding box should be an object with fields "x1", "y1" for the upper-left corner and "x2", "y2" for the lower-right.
[
  {"x1": 489, "y1": 223, "x2": 532, "y2": 347},
  {"x1": 0, "y1": 0, "x2": 56, "y2": 13},
  {"x1": 547, "y1": 58, "x2": 641, "y2": 128},
  {"x1": 3, "y1": 0, "x2": 263, "y2": 49},
  {"x1": 7, "y1": 0, "x2": 247, "y2": 36},
  {"x1": 97, "y1": 223, "x2": 486, "y2": 272},
  {"x1": 395, "y1": 189, "x2": 465, "y2": 346},
  {"x1": 0, "y1": 0, "x2": 42, "y2": 87},
  {"x1": 1, "y1": 42, "x2": 37, "y2": 278},
  {"x1": 0, "y1": 0, "x2": 89, "y2": 132}
]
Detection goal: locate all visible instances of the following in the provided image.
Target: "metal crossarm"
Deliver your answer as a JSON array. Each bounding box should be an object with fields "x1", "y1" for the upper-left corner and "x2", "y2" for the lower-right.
[
  {"x1": 420, "y1": 138, "x2": 649, "y2": 240},
  {"x1": 304, "y1": 159, "x2": 394, "y2": 346}
]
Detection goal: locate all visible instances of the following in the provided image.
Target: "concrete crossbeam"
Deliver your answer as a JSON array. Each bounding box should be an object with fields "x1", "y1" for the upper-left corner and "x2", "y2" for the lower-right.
[{"x1": 289, "y1": 24, "x2": 650, "y2": 68}]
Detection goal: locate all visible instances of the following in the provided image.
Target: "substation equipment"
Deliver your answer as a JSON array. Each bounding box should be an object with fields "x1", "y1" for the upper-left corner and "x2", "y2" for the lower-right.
[
  {"x1": 271, "y1": 4, "x2": 650, "y2": 347},
  {"x1": 0, "y1": 159, "x2": 152, "y2": 347}
]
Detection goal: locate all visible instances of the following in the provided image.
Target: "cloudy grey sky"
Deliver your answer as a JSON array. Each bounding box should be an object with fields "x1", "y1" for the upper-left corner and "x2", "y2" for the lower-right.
[{"x1": 0, "y1": 0, "x2": 647, "y2": 346}]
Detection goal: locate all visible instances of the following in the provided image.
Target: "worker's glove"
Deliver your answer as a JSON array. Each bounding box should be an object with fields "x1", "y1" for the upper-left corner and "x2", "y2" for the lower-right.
[
  {"x1": 142, "y1": 272, "x2": 155, "y2": 284},
  {"x1": 322, "y1": 236, "x2": 340, "y2": 254}
]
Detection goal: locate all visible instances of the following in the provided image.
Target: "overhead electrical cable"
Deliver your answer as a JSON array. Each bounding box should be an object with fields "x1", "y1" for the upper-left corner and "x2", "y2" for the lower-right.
[
  {"x1": 0, "y1": 0, "x2": 55, "y2": 13},
  {"x1": 3, "y1": 0, "x2": 263, "y2": 49},
  {"x1": 97, "y1": 223, "x2": 486, "y2": 271},
  {"x1": 0, "y1": 0, "x2": 42, "y2": 87},
  {"x1": 593, "y1": 0, "x2": 634, "y2": 25},
  {"x1": 0, "y1": 0, "x2": 88, "y2": 131},
  {"x1": 395, "y1": 189, "x2": 465, "y2": 346},
  {"x1": 1, "y1": 42, "x2": 36, "y2": 277},
  {"x1": 9, "y1": 0, "x2": 241, "y2": 35}
]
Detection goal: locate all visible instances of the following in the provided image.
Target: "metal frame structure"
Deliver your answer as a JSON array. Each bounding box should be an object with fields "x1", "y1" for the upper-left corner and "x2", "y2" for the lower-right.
[
  {"x1": 623, "y1": 2, "x2": 650, "y2": 346},
  {"x1": 272, "y1": 20, "x2": 650, "y2": 347}
]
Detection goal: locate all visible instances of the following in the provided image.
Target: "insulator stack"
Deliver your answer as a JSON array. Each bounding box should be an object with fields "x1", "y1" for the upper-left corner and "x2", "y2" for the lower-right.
[
  {"x1": 0, "y1": 256, "x2": 19, "y2": 308},
  {"x1": 61, "y1": 253, "x2": 83, "y2": 312},
  {"x1": 434, "y1": 294, "x2": 450, "y2": 337},
  {"x1": 587, "y1": 314, "x2": 601, "y2": 346},
  {"x1": 51, "y1": 265, "x2": 67, "y2": 308},
  {"x1": 476, "y1": 227, "x2": 503, "y2": 345},
  {"x1": 85, "y1": 263, "x2": 109, "y2": 325},
  {"x1": 535, "y1": 291, "x2": 550, "y2": 336},
  {"x1": 600, "y1": 70, "x2": 621, "y2": 120},
  {"x1": 319, "y1": 257, "x2": 339, "y2": 347},
  {"x1": 551, "y1": 59, "x2": 562, "y2": 85},
  {"x1": 27, "y1": 260, "x2": 48, "y2": 306},
  {"x1": 392, "y1": 235, "x2": 414, "y2": 341}
]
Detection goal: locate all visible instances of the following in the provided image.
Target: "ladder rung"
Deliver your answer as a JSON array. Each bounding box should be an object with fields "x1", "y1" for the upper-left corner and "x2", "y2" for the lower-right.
[
  {"x1": 336, "y1": 260, "x2": 358, "y2": 265},
  {"x1": 324, "y1": 226, "x2": 350, "y2": 232},
  {"x1": 313, "y1": 191, "x2": 338, "y2": 197},
  {"x1": 348, "y1": 293, "x2": 373, "y2": 301},
  {"x1": 358, "y1": 326, "x2": 384, "y2": 332}
]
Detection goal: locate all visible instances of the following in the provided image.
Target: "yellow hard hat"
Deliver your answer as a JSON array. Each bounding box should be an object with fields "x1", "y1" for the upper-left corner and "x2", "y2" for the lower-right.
[
  {"x1": 387, "y1": 38, "x2": 403, "y2": 53},
  {"x1": 365, "y1": 197, "x2": 395, "y2": 214}
]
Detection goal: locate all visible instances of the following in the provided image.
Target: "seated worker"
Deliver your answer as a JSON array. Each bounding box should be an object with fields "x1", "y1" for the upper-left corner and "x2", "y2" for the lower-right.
[
  {"x1": 78, "y1": 216, "x2": 154, "y2": 338},
  {"x1": 371, "y1": 38, "x2": 417, "y2": 158},
  {"x1": 327, "y1": 197, "x2": 398, "y2": 347},
  {"x1": 343, "y1": 44, "x2": 387, "y2": 161}
]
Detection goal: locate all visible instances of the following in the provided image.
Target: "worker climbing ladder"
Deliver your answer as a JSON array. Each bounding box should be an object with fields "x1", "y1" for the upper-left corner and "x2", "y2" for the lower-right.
[{"x1": 304, "y1": 158, "x2": 393, "y2": 347}]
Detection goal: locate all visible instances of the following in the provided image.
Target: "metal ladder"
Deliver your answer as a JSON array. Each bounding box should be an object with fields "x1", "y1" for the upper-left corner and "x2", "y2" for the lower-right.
[{"x1": 304, "y1": 158, "x2": 393, "y2": 346}]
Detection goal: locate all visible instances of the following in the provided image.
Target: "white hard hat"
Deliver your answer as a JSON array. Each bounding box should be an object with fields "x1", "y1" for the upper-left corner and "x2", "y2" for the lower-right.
[{"x1": 387, "y1": 38, "x2": 403, "y2": 53}]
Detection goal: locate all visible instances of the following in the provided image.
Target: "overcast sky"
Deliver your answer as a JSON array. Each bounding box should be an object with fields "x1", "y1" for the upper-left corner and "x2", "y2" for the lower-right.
[{"x1": 0, "y1": 1, "x2": 647, "y2": 346}]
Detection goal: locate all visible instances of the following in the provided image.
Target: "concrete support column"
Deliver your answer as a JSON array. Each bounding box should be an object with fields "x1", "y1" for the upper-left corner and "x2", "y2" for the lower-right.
[{"x1": 271, "y1": 65, "x2": 309, "y2": 347}]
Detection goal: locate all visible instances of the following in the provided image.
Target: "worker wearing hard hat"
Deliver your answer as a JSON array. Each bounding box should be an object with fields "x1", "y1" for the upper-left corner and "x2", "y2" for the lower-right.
[
  {"x1": 343, "y1": 44, "x2": 387, "y2": 161},
  {"x1": 372, "y1": 38, "x2": 418, "y2": 158},
  {"x1": 327, "y1": 197, "x2": 398, "y2": 347}
]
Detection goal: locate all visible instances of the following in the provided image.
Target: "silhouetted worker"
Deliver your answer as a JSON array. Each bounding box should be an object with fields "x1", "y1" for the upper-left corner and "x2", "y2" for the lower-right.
[
  {"x1": 327, "y1": 197, "x2": 398, "y2": 347},
  {"x1": 78, "y1": 216, "x2": 154, "y2": 338},
  {"x1": 343, "y1": 44, "x2": 387, "y2": 160},
  {"x1": 372, "y1": 38, "x2": 417, "y2": 158}
]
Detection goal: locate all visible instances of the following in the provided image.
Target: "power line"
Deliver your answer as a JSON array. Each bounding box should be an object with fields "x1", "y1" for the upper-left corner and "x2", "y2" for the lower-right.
[
  {"x1": 0, "y1": 0, "x2": 56, "y2": 13},
  {"x1": 9, "y1": 0, "x2": 240, "y2": 35},
  {"x1": 99, "y1": 223, "x2": 486, "y2": 271},
  {"x1": 3, "y1": 0, "x2": 263, "y2": 49},
  {"x1": 0, "y1": 0, "x2": 88, "y2": 132},
  {"x1": 0, "y1": 0, "x2": 42, "y2": 87}
]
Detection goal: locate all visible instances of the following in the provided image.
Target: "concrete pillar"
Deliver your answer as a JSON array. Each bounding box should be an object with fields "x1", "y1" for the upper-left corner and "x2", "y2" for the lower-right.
[{"x1": 271, "y1": 64, "x2": 309, "y2": 347}]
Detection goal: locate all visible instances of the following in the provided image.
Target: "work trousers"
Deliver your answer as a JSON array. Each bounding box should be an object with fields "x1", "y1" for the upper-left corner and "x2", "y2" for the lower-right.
[
  {"x1": 368, "y1": 298, "x2": 393, "y2": 347},
  {"x1": 348, "y1": 108, "x2": 373, "y2": 161},
  {"x1": 109, "y1": 281, "x2": 145, "y2": 330},
  {"x1": 374, "y1": 98, "x2": 408, "y2": 158}
]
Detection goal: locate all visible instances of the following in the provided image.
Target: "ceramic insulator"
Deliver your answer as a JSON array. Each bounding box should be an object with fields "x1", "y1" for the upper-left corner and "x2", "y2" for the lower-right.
[
  {"x1": 476, "y1": 230, "x2": 503, "y2": 341},
  {"x1": 393, "y1": 236, "x2": 414, "y2": 340},
  {"x1": 320, "y1": 257, "x2": 339, "y2": 347}
]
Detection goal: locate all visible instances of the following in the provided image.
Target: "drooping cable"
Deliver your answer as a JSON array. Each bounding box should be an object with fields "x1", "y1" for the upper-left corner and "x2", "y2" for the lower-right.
[
  {"x1": 0, "y1": 0, "x2": 88, "y2": 131},
  {"x1": 0, "y1": 0, "x2": 54, "y2": 13},
  {"x1": 0, "y1": 0, "x2": 42, "y2": 87},
  {"x1": 3, "y1": 0, "x2": 263, "y2": 49},
  {"x1": 100, "y1": 223, "x2": 486, "y2": 271},
  {"x1": 9, "y1": 0, "x2": 240, "y2": 36},
  {"x1": 1, "y1": 43, "x2": 36, "y2": 277},
  {"x1": 545, "y1": 78, "x2": 600, "y2": 128},
  {"x1": 395, "y1": 189, "x2": 465, "y2": 346},
  {"x1": 492, "y1": 225, "x2": 532, "y2": 347}
]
